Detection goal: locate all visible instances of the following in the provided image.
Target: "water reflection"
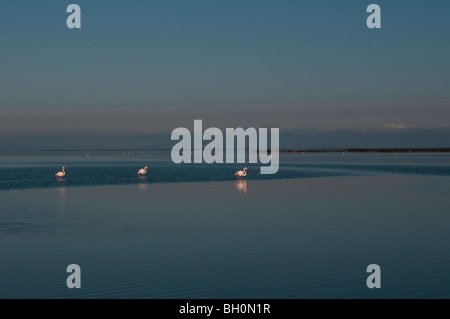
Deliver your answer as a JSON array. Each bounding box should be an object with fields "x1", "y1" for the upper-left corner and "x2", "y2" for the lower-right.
[
  {"x1": 56, "y1": 187, "x2": 66, "y2": 204},
  {"x1": 55, "y1": 187, "x2": 67, "y2": 229},
  {"x1": 138, "y1": 183, "x2": 149, "y2": 191},
  {"x1": 234, "y1": 180, "x2": 248, "y2": 195}
]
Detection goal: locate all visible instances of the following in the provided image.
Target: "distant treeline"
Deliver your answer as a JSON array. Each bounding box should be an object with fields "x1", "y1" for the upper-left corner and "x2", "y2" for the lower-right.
[{"x1": 278, "y1": 148, "x2": 450, "y2": 153}]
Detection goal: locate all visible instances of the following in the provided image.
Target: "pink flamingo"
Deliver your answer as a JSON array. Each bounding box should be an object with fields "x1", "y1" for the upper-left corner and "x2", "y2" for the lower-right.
[
  {"x1": 55, "y1": 166, "x2": 65, "y2": 178},
  {"x1": 137, "y1": 166, "x2": 148, "y2": 176},
  {"x1": 234, "y1": 167, "x2": 248, "y2": 180}
]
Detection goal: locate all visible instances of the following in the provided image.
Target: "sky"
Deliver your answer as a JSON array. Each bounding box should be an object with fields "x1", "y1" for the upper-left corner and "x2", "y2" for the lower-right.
[{"x1": 0, "y1": 0, "x2": 449, "y2": 149}]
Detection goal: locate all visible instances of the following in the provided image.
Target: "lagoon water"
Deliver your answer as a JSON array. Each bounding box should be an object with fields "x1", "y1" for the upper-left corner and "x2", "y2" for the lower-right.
[{"x1": 1, "y1": 151, "x2": 450, "y2": 298}]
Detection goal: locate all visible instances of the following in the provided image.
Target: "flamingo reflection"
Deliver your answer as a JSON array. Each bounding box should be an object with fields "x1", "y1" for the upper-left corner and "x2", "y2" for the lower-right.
[
  {"x1": 234, "y1": 180, "x2": 248, "y2": 195},
  {"x1": 138, "y1": 183, "x2": 149, "y2": 191}
]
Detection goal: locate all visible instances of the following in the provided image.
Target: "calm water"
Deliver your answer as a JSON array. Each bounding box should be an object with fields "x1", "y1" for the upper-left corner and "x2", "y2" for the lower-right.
[
  {"x1": 1, "y1": 151, "x2": 449, "y2": 191},
  {"x1": 1, "y1": 152, "x2": 450, "y2": 298}
]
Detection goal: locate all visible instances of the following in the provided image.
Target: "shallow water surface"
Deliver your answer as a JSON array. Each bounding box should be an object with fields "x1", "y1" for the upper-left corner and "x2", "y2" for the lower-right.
[{"x1": 1, "y1": 167, "x2": 450, "y2": 298}]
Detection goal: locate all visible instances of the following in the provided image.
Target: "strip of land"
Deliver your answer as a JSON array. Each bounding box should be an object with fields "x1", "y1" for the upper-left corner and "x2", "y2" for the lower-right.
[{"x1": 277, "y1": 148, "x2": 450, "y2": 153}]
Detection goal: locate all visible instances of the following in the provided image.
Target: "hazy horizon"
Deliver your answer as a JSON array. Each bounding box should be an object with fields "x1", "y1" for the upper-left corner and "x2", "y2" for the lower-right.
[
  {"x1": 1, "y1": 1, "x2": 449, "y2": 149},
  {"x1": 1, "y1": 127, "x2": 449, "y2": 151}
]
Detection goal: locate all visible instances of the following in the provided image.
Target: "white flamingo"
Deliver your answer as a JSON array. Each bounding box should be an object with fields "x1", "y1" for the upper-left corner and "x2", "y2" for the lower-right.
[
  {"x1": 137, "y1": 166, "x2": 148, "y2": 176},
  {"x1": 55, "y1": 166, "x2": 65, "y2": 178},
  {"x1": 234, "y1": 167, "x2": 248, "y2": 180}
]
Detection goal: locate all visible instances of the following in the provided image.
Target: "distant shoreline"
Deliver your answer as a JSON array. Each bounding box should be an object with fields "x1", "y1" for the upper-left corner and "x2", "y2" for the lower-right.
[
  {"x1": 276, "y1": 148, "x2": 450, "y2": 153},
  {"x1": 0, "y1": 147, "x2": 449, "y2": 155}
]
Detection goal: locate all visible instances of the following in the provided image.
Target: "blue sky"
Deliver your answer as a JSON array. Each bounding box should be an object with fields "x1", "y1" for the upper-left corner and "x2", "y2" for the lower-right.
[{"x1": 0, "y1": 1, "x2": 449, "y2": 148}]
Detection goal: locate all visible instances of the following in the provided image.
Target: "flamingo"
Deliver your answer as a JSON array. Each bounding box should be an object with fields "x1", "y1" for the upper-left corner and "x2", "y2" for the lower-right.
[
  {"x1": 234, "y1": 167, "x2": 248, "y2": 180},
  {"x1": 137, "y1": 166, "x2": 148, "y2": 176},
  {"x1": 55, "y1": 166, "x2": 65, "y2": 178}
]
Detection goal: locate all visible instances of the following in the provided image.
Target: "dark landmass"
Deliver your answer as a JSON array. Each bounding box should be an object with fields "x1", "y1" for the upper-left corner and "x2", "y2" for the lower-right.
[{"x1": 277, "y1": 148, "x2": 450, "y2": 153}]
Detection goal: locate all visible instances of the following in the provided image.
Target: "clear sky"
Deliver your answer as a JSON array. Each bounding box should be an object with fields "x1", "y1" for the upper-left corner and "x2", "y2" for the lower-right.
[{"x1": 0, "y1": 1, "x2": 449, "y2": 148}]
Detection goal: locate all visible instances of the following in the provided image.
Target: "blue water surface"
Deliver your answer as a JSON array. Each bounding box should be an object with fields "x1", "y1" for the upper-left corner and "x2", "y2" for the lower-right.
[{"x1": 1, "y1": 151, "x2": 449, "y2": 191}]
